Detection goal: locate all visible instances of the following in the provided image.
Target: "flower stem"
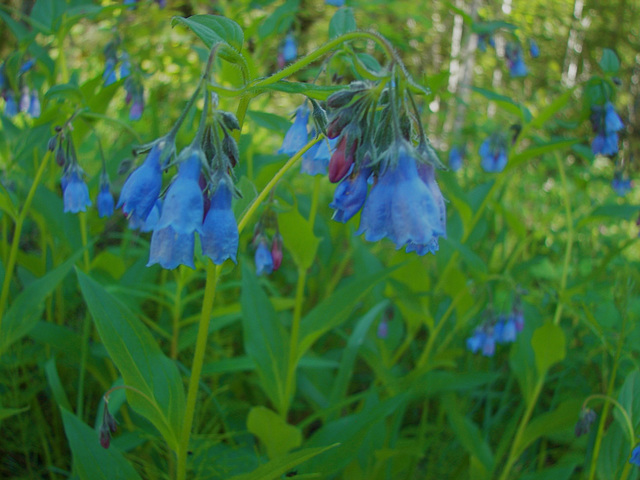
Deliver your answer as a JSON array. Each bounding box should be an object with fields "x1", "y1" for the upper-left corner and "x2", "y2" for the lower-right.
[
  {"x1": 76, "y1": 212, "x2": 91, "y2": 420},
  {"x1": 0, "y1": 150, "x2": 51, "y2": 324}
]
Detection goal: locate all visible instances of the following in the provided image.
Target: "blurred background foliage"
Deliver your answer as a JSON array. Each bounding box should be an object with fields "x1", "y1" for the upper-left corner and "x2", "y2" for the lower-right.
[{"x1": 1, "y1": 0, "x2": 640, "y2": 479}]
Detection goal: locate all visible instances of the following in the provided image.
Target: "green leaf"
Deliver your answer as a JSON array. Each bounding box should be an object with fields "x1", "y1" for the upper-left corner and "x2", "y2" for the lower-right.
[
  {"x1": 441, "y1": 237, "x2": 487, "y2": 275},
  {"x1": 247, "y1": 406, "x2": 302, "y2": 459},
  {"x1": 329, "y1": 7, "x2": 356, "y2": 39},
  {"x1": 247, "y1": 110, "x2": 291, "y2": 132},
  {"x1": 172, "y1": 15, "x2": 244, "y2": 52},
  {"x1": 599, "y1": 48, "x2": 620, "y2": 74},
  {"x1": 0, "y1": 405, "x2": 29, "y2": 423},
  {"x1": 254, "y1": 81, "x2": 342, "y2": 100},
  {"x1": 615, "y1": 370, "x2": 640, "y2": 437},
  {"x1": 517, "y1": 399, "x2": 582, "y2": 459},
  {"x1": 531, "y1": 322, "x2": 565, "y2": 376},
  {"x1": 257, "y1": 0, "x2": 300, "y2": 38},
  {"x1": 227, "y1": 444, "x2": 338, "y2": 480},
  {"x1": 60, "y1": 408, "x2": 142, "y2": 480},
  {"x1": 530, "y1": 88, "x2": 576, "y2": 129},
  {"x1": 44, "y1": 83, "x2": 84, "y2": 103},
  {"x1": 444, "y1": 397, "x2": 494, "y2": 472},
  {"x1": 472, "y1": 87, "x2": 532, "y2": 122},
  {"x1": 278, "y1": 207, "x2": 320, "y2": 270},
  {"x1": 578, "y1": 204, "x2": 640, "y2": 228},
  {"x1": 508, "y1": 138, "x2": 580, "y2": 170},
  {"x1": 77, "y1": 270, "x2": 184, "y2": 451},
  {"x1": 0, "y1": 249, "x2": 82, "y2": 354},
  {"x1": 240, "y1": 263, "x2": 288, "y2": 409},
  {"x1": 298, "y1": 266, "x2": 396, "y2": 361},
  {"x1": 45, "y1": 358, "x2": 72, "y2": 411}
]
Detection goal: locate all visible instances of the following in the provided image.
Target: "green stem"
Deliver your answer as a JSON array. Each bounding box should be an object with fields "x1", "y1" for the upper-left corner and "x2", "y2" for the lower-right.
[
  {"x1": 583, "y1": 394, "x2": 635, "y2": 444},
  {"x1": 176, "y1": 261, "x2": 219, "y2": 480},
  {"x1": 0, "y1": 150, "x2": 51, "y2": 324},
  {"x1": 498, "y1": 154, "x2": 575, "y2": 480},
  {"x1": 56, "y1": 24, "x2": 69, "y2": 83},
  {"x1": 76, "y1": 212, "x2": 91, "y2": 420}
]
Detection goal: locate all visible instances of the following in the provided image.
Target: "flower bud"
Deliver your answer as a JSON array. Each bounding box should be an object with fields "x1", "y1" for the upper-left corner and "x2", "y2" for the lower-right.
[
  {"x1": 55, "y1": 146, "x2": 66, "y2": 167},
  {"x1": 574, "y1": 408, "x2": 596, "y2": 437},
  {"x1": 271, "y1": 233, "x2": 283, "y2": 271},
  {"x1": 327, "y1": 89, "x2": 358, "y2": 109},
  {"x1": 99, "y1": 422, "x2": 111, "y2": 449},
  {"x1": 220, "y1": 111, "x2": 240, "y2": 131},
  {"x1": 328, "y1": 136, "x2": 356, "y2": 183},
  {"x1": 222, "y1": 134, "x2": 239, "y2": 168},
  {"x1": 310, "y1": 100, "x2": 328, "y2": 136},
  {"x1": 47, "y1": 135, "x2": 58, "y2": 152},
  {"x1": 326, "y1": 110, "x2": 351, "y2": 139}
]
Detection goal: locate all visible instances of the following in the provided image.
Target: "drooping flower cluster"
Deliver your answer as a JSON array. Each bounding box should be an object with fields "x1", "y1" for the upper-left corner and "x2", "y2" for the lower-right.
[
  {"x1": 574, "y1": 407, "x2": 596, "y2": 437},
  {"x1": 103, "y1": 38, "x2": 145, "y2": 120},
  {"x1": 252, "y1": 211, "x2": 283, "y2": 276},
  {"x1": 505, "y1": 42, "x2": 527, "y2": 78},
  {"x1": 324, "y1": 80, "x2": 446, "y2": 255},
  {"x1": 466, "y1": 307, "x2": 524, "y2": 357},
  {"x1": 117, "y1": 100, "x2": 241, "y2": 269},
  {"x1": 99, "y1": 403, "x2": 118, "y2": 449},
  {"x1": 1, "y1": 60, "x2": 40, "y2": 118},
  {"x1": 479, "y1": 133, "x2": 508, "y2": 173},
  {"x1": 448, "y1": 145, "x2": 465, "y2": 172},
  {"x1": 529, "y1": 39, "x2": 540, "y2": 58},
  {"x1": 612, "y1": 172, "x2": 632, "y2": 196},
  {"x1": 279, "y1": 103, "x2": 338, "y2": 176},
  {"x1": 590, "y1": 101, "x2": 624, "y2": 156},
  {"x1": 477, "y1": 33, "x2": 495, "y2": 52}
]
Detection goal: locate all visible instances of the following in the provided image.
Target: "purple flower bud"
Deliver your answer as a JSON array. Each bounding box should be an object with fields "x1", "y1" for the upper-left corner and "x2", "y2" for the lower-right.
[{"x1": 271, "y1": 233, "x2": 283, "y2": 271}]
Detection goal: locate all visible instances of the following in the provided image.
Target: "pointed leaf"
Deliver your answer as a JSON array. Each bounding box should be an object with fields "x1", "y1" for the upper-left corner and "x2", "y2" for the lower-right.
[
  {"x1": 172, "y1": 15, "x2": 243, "y2": 51},
  {"x1": 531, "y1": 322, "x2": 565, "y2": 376},
  {"x1": 247, "y1": 406, "x2": 302, "y2": 459}
]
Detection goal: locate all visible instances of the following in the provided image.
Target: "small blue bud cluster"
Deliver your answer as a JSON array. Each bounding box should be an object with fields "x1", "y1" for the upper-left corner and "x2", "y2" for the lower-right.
[
  {"x1": 466, "y1": 307, "x2": 524, "y2": 357},
  {"x1": 479, "y1": 133, "x2": 508, "y2": 173},
  {"x1": 321, "y1": 80, "x2": 446, "y2": 255},
  {"x1": 279, "y1": 104, "x2": 338, "y2": 176},
  {"x1": 612, "y1": 172, "x2": 632, "y2": 196},
  {"x1": 1, "y1": 60, "x2": 40, "y2": 118},
  {"x1": 251, "y1": 213, "x2": 283, "y2": 276},
  {"x1": 103, "y1": 38, "x2": 144, "y2": 120},
  {"x1": 574, "y1": 407, "x2": 596, "y2": 437},
  {"x1": 590, "y1": 101, "x2": 624, "y2": 157},
  {"x1": 505, "y1": 42, "x2": 528, "y2": 78},
  {"x1": 117, "y1": 100, "x2": 241, "y2": 270}
]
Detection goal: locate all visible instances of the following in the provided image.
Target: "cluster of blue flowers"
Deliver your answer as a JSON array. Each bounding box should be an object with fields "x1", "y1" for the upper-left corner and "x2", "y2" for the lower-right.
[
  {"x1": 1, "y1": 60, "x2": 40, "y2": 118},
  {"x1": 466, "y1": 308, "x2": 524, "y2": 356},
  {"x1": 49, "y1": 125, "x2": 115, "y2": 217},
  {"x1": 612, "y1": 172, "x2": 632, "y2": 196},
  {"x1": 104, "y1": 38, "x2": 144, "y2": 120},
  {"x1": 317, "y1": 81, "x2": 446, "y2": 255},
  {"x1": 253, "y1": 231, "x2": 283, "y2": 276},
  {"x1": 590, "y1": 101, "x2": 624, "y2": 157},
  {"x1": 505, "y1": 42, "x2": 528, "y2": 78},
  {"x1": 479, "y1": 133, "x2": 508, "y2": 173},
  {"x1": 279, "y1": 104, "x2": 338, "y2": 175},
  {"x1": 117, "y1": 99, "x2": 241, "y2": 269},
  {"x1": 448, "y1": 145, "x2": 465, "y2": 172}
]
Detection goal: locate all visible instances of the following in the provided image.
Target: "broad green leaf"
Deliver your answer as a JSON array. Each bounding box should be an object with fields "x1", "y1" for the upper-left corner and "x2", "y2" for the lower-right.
[
  {"x1": 247, "y1": 406, "x2": 302, "y2": 459},
  {"x1": 508, "y1": 138, "x2": 580, "y2": 170},
  {"x1": 44, "y1": 83, "x2": 84, "y2": 103},
  {"x1": 519, "y1": 464, "x2": 578, "y2": 480},
  {"x1": 444, "y1": 397, "x2": 494, "y2": 472},
  {"x1": 413, "y1": 371, "x2": 501, "y2": 397},
  {"x1": 530, "y1": 88, "x2": 576, "y2": 129},
  {"x1": 599, "y1": 48, "x2": 620, "y2": 74},
  {"x1": 227, "y1": 444, "x2": 338, "y2": 480},
  {"x1": 254, "y1": 81, "x2": 342, "y2": 100},
  {"x1": 257, "y1": 0, "x2": 300, "y2": 38},
  {"x1": 45, "y1": 357, "x2": 72, "y2": 411},
  {"x1": 472, "y1": 87, "x2": 532, "y2": 122},
  {"x1": 60, "y1": 408, "x2": 142, "y2": 480},
  {"x1": 577, "y1": 204, "x2": 640, "y2": 228},
  {"x1": 531, "y1": 322, "x2": 565, "y2": 376},
  {"x1": 0, "y1": 405, "x2": 29, "y2": 423},
  {"x1": 516, "y1": 399, "x2": 582, "y2": 459},
  {"x1": 172, "y1": 15, "x2": 243, "y2": 52},
  {"x1": 328, "y1": 302, "x2": 388, "y2": 407},
  {"x1": 614, "y1": 370, "x2": 640, "y2": 438},
  {"x1": 240, "y1": 263, "x2": 288, "y2": 409},
  {"x1": 442, "y1": 237, "x2": 487, "y2": 275},
  {"x1": 298, "y1": 266, "x2": 396, "y2": 360},
  {"x1": 0, "y1": 249, "x2": 82, "y2": 354},
  {"x1": 77, "y1": 270, "x2": 184, "y2": 451},
  {"x1": 329, "y1": 7, "x2": 356, "y2": 38},
  {"x1": 0, "y1": 10, "x2": 32, "y2": 42},
  {"x1": 472, "y1": 20, "x2": 517, "y2": 34},
  {"x1": 247, "y1": 110, "x2": 291, "y2": 132},
  {"x1": 278, "y1": 207, "x2": 320, "y2": 270}
]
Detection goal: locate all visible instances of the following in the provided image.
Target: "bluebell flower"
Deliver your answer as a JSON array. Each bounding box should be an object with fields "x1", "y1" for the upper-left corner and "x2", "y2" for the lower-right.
[
  {"x1": 479, "y1": 136, "x2": 508, "y2": 173},
  {"x1": 477, "y1": 34, "x2": 488, "y2": 52},
  {"x1": 494, "y1": 315, "x2": 517, "y2": 343},
  {"x1": 302, "y1": 137, "x2": 336, "y2": 175},
  {"x1": 506, "y1": 43, "x2": 528, "y2": 77},
  {"x1": 279, "y1": 106, "x2": 309, "y2": 155},
  {"x1": 130, "y1": 96, "x2": 144, "y2": 121},
  {"x1": 29, "y1": 92, "x2": 40, "y2": 118},
  {"x1": 325, "y1": 0, "x2": 345, "y2": 5},
  {"x1": 120, "y1": 54, "x2": 131, "y2": 78},
  {"x1": 449, "y1": 146, "x2": 464, "y2": 171},
  {"x1": 19, "y1": 59, "x2": 35, "y2": 75},
  {"x1": 282, "y1": 34, "x2": 297, "y2": 62},
  {"x1": 97, "y1": 183, "x2": 115, "y2": 218},
  {"x1": 201, "y1": 177, "x2": 238, "y2": 264},
  {"x1": 591, "y1": 102, "x2": 624, "y2": 156},
  {"x1": 62, "y1": 169, "x2": 92, "y2": 213},
  {"x1": 330, "y1": 168, "x2": 369, "y2": 223},
  {"x1": 4, "y1": 93, "x2": 17, "y2": 117},
  {"x1": 147, "y1": 227, "x2": 195, "y2": 269},
  {"x1": 466, "y1": 327, "x2": 495, "y2": 357},
  {"x1": 300, "y1": 140, "x2": 321, "y2": 174},
  {"x1": 612, "y1": 175, "x2": 632, "y2": 196},
  {"x1": 20, "y1": 89, "x2": 30, "y2": 112},
  {"x1": 630, "y1": 445, "x2": 640, "y2": 466},
  {"x1": 129, "y1": 199, "x2": 161, "y2": 232},
  {"x1": 154, "y1": 151, "x2": 204, "y2": 235},
  {"x1": 255, "y1": 240, "x2": 274, "y2": 276},
  {"x1": 117, "y1": 143, "x2": 165, "y2": 222},
  {"x1": 529, "y1": 39, "x2": 540, "y2": 58},
  {"x1": 357, "y1": 147, "x2": 446, "y2": 255},
  {"x1": 103, "y1": 58, "x2": 117, "y2": 86}
]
